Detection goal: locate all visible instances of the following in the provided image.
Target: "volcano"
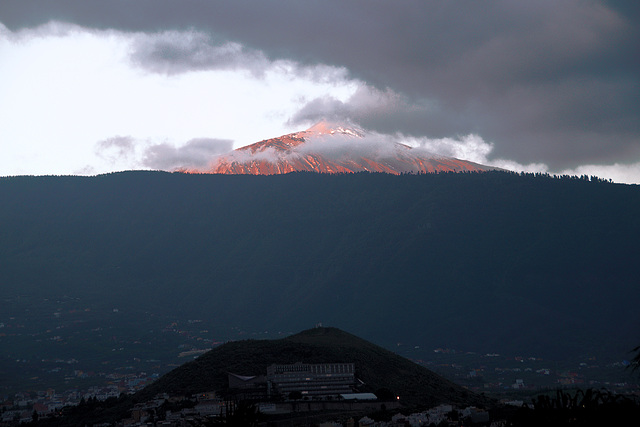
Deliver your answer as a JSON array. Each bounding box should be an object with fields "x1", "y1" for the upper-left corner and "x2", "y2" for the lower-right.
[{"x1": 182, "y1": 121, "x2": 496, "y2": 175}]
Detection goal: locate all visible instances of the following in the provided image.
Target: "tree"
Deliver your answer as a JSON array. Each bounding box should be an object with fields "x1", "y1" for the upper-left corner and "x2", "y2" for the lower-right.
[
  {"x1": 188, "y1": 401, "x2": 260, "y2": 426},
  {"x1": 288, "y1": 391, "x2": 303, "y2": 401},
  {"x1": 374, "y1": 387, "x2": 395, "y2": 401},
  {"x1": 630, "y1": 345, "x2": 640, "y2": 375}
]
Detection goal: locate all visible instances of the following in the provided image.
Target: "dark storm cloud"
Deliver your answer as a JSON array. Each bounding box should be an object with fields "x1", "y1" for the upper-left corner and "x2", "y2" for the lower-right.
[
  {"x1": 142, "y1": 138, "x2": 233, "y2": 170},
  {"x1": 2, "y1": 0, "x2": 638, "y2": 170},
  {"x1": 288, "y1": 86, "x2": 436, "y2": 134},
  {"x1": 130, "y1": 30, "x2": 270, "y2": 76},
  {"x1": 128, "y1": 30, "x2": 349, "y2": 82}
]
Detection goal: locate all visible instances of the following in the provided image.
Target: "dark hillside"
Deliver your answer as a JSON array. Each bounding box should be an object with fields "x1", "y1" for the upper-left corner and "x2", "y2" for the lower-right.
[
  {"x1": 137, "y1": 327, "x2": 488, "y2": 408},
  {"x1": 0, "y1": 171, "x2": 638, "y2": 367}
]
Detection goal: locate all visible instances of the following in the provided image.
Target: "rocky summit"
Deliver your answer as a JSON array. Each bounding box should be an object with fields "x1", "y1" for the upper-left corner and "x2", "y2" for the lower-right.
[{"x1": 181, "y1": 121, "x2": 496, "y2": 174}]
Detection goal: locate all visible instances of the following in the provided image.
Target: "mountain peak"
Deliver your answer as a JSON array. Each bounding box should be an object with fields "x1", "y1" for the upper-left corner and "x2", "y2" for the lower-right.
[
  {"x1": 180, "y1": 123, "x2": 497, "y2": 175},
  {"x1": 305, "y1": 120, "x2": 337, "y2": 134},
  {"x1": 305, "y1": 120, "x2": 364, "y2": 138}
]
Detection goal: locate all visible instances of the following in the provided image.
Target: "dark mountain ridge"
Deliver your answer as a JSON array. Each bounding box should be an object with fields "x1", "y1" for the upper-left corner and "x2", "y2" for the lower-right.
[{"x1": 0, "y1": 170, "x2": 638, "y2": 370}]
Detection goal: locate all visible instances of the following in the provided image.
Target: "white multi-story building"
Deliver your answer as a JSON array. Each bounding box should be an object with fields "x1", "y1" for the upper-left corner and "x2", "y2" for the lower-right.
[{"x1": 267, "y1": 362, "x2": 355, "y2": 398}]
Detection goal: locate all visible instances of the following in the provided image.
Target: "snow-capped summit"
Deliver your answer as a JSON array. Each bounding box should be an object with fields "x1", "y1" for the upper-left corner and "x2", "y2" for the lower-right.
[
  {"x1": 303, "y1": 120, "x2": 365, "y2": 138},
  {"x1": 180, "y1": 121, "x2": 496, "y2": 175}
]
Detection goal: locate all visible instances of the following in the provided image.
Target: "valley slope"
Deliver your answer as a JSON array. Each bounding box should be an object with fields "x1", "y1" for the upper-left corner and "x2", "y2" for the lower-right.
[{"x1": 0, "y1": 171, "x2": 638, "y2": 378}]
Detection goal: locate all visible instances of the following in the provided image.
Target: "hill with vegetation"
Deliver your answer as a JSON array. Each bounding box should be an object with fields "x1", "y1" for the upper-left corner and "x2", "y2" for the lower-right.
[
  {"x1": 27, "y1": 327, "x2": 491, "y2": 426},
  {"x1": 137, "y1": 326, "x2": 489, "y2": 408},
  {"x1": 29, "y1": 328, "x2": 640, "y2": 426},
  {"x1": 1, "y1": 170, "x2": 638, "y2": 387}
]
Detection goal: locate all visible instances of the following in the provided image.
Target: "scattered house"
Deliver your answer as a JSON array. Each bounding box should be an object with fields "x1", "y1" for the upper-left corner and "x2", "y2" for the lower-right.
[
  {"x1": 462, "y1": 406, "x2": 490, "y2": 424},
  {"x1": 358, "y1": 415, "x2": 375, "y2": 426},
  {"x1": 195, "y1": 391, "x2": 217, "y2": 401},
  {"x1": 32, "y1": 402, "x2": 49, "y2": 416},
  {"x1": 194, "y1": 399, "x2": 225, "y2": 416}
]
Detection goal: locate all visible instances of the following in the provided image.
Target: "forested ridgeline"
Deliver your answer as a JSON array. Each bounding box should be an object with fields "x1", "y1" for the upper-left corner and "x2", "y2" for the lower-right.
[{"x1": 1, "y1": 171, "x2": 638, "y2": 359}]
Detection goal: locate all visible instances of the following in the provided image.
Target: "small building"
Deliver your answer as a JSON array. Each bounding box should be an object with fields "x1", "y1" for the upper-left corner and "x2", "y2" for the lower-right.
[
  {"x1": 228, "y1": 373, "x2": 266, "y2": 389},
  {"x1": 340, "y1": 393, "x2": 377, "y2": 401},
  {"x1": 227, "y1": 373, "x2": 268, "y2": 400}
]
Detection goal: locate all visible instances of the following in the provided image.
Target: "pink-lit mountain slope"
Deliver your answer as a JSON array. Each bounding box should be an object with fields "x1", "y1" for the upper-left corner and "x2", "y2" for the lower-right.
[{"x1": 182, "y1": 121, "x2": 497, "y2": 175}]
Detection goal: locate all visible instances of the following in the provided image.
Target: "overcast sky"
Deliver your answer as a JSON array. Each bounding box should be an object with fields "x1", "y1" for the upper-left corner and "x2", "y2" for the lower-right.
[{"x1": 1, "y1": 1, "x2": 639, "y2": 182}]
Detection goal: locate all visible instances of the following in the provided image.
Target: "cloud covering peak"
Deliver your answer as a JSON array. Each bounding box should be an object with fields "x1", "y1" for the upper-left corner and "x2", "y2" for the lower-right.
[{"x1": 0, "y1": 1, "x2": 639, "y2": 182}]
